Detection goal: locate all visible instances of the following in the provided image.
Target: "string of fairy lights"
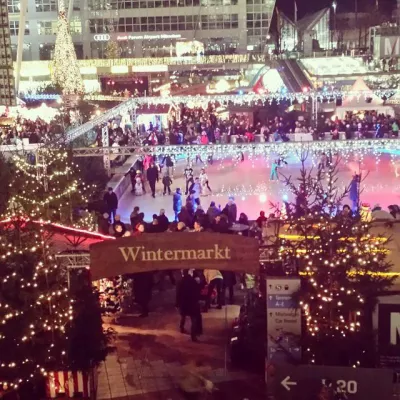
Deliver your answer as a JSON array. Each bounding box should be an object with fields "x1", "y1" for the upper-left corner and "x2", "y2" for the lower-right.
[
  {"x1": 7, "y1": 149, "x2": 97, "y2": 232},
  {"x1": 66, "y1": 88, "x2": 399, "y2": 143},
  {"x1": 0, "y1": 147, "x2": 103, "y2": 390},
  {"x1": 275, "y1": 157, "x2": 394, "y2": 367},
  {"x1": 0, "y1": 222, "x2": 74, "y2": 390}
]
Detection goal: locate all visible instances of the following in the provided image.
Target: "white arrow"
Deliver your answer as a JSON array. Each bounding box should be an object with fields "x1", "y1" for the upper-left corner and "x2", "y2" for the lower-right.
[{"x1": 281, "y1": 376, "x2": 297, "y2": 391}]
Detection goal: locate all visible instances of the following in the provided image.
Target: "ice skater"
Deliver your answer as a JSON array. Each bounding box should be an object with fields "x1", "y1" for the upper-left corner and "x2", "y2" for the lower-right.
[
  {"x1": 270, "y1": 159, "x2": 279, "y2": 181},
  {"x1": 184, "y1": 162, "x2": 194, "y2": 195},
  {"x1": 134, "y1": 171, "x2": 145, "y2": 195},
  {"x1": 199, "y1": 168, "x2": 212, "y2": 196},
  {"x1": 318, "y1": 152, "x2": 328, "y2": 174},
  {"x1": 162, "y1": 170, "x2": 172, "y2": 195}
]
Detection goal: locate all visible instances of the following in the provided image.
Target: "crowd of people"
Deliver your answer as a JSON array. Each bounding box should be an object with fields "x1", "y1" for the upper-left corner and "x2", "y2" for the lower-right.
[
  {"x1": 100, "y1": 104, "x2": 400, "y2": 153},
  {"x1": 100, "y1": 185, "x2": 274, "y2": 343},
  {"x1": 0, "y1": 115, "x2": 65, "y2": 145}
]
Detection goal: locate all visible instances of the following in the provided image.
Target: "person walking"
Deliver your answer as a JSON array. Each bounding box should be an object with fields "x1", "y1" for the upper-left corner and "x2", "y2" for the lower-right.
[
  {"x1": 176, "y1": 270, "x2": 202, "y2": 342},
  {"x1": 133, "y1": 272, "x2": 153, "y2": 318},
  {"x1": 173, "y1": 188, "x2": 182, "y2": 222},
  {"x1": 221, "y1": 271, "x2": 236, "y2": 305},
  {"x1": 203, "y1": 269, "x2": 223, "y2": 312},
  {"x1": 162, "y1": 171, "x2": 173, "y2": 195},
  {"x1": 147, "y1": 162, "x2": 159, "y2": 198},
  {"x1": 103, "y1": 187, "x2": 118, "y2": 223}
]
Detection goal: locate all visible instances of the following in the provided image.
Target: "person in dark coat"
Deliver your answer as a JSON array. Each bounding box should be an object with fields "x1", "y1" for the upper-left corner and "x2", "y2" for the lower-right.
[
  {"x1": 157, "y1": 208, "x2": 169, "y2": 232},
  {"x1": 173, "y1": 188, "x2": 182, "y2": 222},
  {"x1": 146, "y1": 163, "x2": 159, "y2": 198},
  {"x1": 349, "y1": 174, "x2": 360, "y2": 212},
  {"x1": 98, "y1": 212, "x2": 110, "y2": 235},
  {"x1": 223, "y1": 196, "x2": 237, "y2": 225},
  {"x1": 124, "y1": 167, "x2": 136, "y2": 193},
  {"x1": 103, "y1": 187, "x2": 118, "y2": 223},
  {"x1": 133, "y1": 272, "x2": 153, "y2": 318},
  {"x1": 178, "y1": 206, "x2": 193, "y2": 228},
  {"x1": 176, "y1": 270, "x2": 202, "y2": 342},
  {"x1": 130, "y1": 206, "x2": 140, "y2": 230},
  {"x1": 221, "y1": 271, "x2": 236, "y2": 304},
  {"x1": 112, "y1": 215, "x2": 126, "y2": 238},
  {"x1": 212, "y1": 214, "x2": 230, "y2": 233},
  {"x1": 206, "y1": 201, "x2": 220, "y2": 225}
]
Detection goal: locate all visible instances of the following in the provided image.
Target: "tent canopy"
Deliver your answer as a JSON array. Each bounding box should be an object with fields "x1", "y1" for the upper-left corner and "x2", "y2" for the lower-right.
[
  {"x1": 336, "y1": 78, "x2": 394, "y2": 118},
  {"x1": 341, "y1": 78, "x2": 383, "y2": 108}
]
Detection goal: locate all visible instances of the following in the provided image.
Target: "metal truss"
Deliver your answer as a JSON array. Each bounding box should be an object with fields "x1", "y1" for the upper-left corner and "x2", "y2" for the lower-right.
[{"x1": 55, "y1": 253, "x2": 91, "y2": 269}]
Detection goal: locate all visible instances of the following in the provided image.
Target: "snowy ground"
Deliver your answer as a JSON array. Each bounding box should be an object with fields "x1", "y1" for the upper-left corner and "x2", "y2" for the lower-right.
[{"x1": 117, "y1": 151, "x2": 400, "y2": 222}]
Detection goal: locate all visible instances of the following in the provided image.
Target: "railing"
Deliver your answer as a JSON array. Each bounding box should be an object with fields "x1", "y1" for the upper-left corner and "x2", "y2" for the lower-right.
[{"x1": 3, "y1": 137, "x2": 400, "y2": 157}]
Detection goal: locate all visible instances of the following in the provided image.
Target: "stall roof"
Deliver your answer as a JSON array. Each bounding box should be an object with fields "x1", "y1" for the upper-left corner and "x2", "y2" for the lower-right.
[{"x1": 0, "y1": 218, "x2": 114, "y2": 253}]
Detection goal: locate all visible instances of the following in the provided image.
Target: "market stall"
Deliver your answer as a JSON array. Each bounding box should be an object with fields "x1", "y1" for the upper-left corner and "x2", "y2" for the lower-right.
[{"x1": 335, "y1": 78, "x2": 394, "y2": 119}]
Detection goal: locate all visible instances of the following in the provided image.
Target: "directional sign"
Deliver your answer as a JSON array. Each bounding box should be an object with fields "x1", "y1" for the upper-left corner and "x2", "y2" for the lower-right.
[
  {"x1": 266, "y1": 278, "x2": 301, "y2": 363},
  {"x1": 267, "y1": 364, "x2": 393, "y2": 400}
]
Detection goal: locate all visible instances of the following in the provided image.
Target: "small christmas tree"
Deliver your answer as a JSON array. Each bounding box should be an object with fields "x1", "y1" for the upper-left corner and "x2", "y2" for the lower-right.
[
  {"x1": 277, "y1": 151, "x2": 394, "y2": 367},
  {"x1": 52, "y1": 0, "x2": 84, "y2": 95},
  {"x1": 8, "y1": 148, "x2": 96, "y2": 231}
]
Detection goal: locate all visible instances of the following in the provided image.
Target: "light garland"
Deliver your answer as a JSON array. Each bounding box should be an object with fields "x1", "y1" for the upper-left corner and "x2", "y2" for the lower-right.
[
  {"x1": 6, "y1": 149, "x2": 98, "y2": 231},
  {"x1": 274, "y1": 157, "x2": 395, "y2": 367},
  {"x1": 0, "y1": 220, "x2": 73, "y2": 390},
  {"x1": 65, "y1": 88, "x2": 399, "y2": 143}
]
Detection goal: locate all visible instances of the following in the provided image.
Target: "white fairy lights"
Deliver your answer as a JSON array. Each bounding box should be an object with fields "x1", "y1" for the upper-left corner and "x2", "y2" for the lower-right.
[{"x1": 51, "y1": 1, "x2": 84, "y2": 95}]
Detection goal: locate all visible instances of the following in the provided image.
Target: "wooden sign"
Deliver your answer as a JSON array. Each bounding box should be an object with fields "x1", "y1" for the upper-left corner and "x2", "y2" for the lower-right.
[{"x1": 89, "y1": 232, "x2": 259, "y2": 280}]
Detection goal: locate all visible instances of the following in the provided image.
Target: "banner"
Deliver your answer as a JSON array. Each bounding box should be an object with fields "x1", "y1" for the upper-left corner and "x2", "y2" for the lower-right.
[
  {"x1": 89, "y1": 232, "x2": 259, "y2": 280},
  {"x1": 378, "y1": 301, "x2": 400, "y2": 368}
]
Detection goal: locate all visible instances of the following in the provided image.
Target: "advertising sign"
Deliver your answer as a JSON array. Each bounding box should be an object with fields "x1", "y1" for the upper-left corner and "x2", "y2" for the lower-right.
[
  {"x1": 378, "y1": 302, "x2": 400, "y2": 368},
  {"x1": 266, "y1": 364, "x2": 393, "y2": 400},
  {"x1": 266, "y1": 278, "x2": 301, "y2": 363},
  {"x1": 90, "y1": 232, "x2": 260, "y2": 280}
]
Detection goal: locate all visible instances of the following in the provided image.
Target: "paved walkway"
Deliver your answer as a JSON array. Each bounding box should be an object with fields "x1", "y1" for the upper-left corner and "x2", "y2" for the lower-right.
[{"x1": 96, "y1": 280, "x2": 264, "y2": 399}]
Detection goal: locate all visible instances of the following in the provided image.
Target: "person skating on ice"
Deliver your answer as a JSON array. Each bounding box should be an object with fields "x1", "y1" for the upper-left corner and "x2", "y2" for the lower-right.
[
  {"x1": 199, "y1": 168, "x2": 211, "y2": 196},
  {"x1": 270, "y1": 159, "x2": 279, "y2": 181},
  {"x1": 184, "y1": 162, "x2": 194, "y2": 195},
  {"x1": 134, "y1": 171, "x2": 145, "y2": 195},
  {"x1": 162, "y1": 170, "x2": 173, "y2": 195}
]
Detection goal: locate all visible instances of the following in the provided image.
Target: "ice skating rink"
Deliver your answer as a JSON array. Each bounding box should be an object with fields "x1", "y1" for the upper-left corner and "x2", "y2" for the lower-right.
[{"x1": 117, "y1": 152, "x2": 400, "y2": 221}]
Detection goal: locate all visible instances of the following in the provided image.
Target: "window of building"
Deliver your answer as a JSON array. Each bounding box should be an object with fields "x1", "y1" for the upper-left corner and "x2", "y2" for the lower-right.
[
  {"x1": 70, "y1": 18, "x2": 82, "y2": 34},
  {"x1": 35, "y1": 0, "x2": 57, "y2": 12},
  {"x1": 39, "y1": 43, "x2": 54, "y2": 60},
  {"x1": 9, "y1": 21, "x2": 30, "y2": 36},
  {"x1": 111, "y1": 13, "x2": 238, "y2": 33},
  {"x1": 37, "y1": 21, "x2": 57, "y2": 35},
  {"x1": 7, "y1": 0, "x2": 20, "y2": 13}
]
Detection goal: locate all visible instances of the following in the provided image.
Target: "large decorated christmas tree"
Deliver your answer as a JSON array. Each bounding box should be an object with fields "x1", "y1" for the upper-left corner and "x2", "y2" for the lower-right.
[
  {"x1": 7, "y1": 148, "x2": 96, "y2": 231},
  {"x1": 0, "y1": 218, "x2": 72, "y2": 392},
  {"x1": 52, "y1": 0, "x2": 84, "y2": 95},
  {"x1": 277, "y1": 152, "x2": 394, "y2": 367},
  {"x1": 0, "y1": 150, "x2": 112, "y2": 397}
]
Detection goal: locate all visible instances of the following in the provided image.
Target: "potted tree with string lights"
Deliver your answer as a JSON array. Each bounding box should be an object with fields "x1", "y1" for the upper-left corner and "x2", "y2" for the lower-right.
[{"x1": 275, "y1": 149, "x2": 394, "y2": 367}]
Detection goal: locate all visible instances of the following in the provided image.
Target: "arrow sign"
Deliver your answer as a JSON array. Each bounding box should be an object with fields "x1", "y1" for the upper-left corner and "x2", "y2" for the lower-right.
[{"x1": 281, "y1": 376, "x2": 297, "y2": 391}]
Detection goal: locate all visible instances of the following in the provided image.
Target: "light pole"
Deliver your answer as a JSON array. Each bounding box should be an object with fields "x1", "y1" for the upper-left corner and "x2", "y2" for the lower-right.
[{"x1": 332, "y1": 1, "x2": 337, "y2": 50}]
